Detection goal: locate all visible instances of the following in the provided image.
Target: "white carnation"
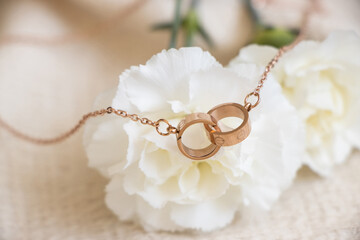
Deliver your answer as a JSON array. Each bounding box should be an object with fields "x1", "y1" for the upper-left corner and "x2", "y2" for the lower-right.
[
  {"x1": 83, "y1": 47, "x2": 304, "y2": 231},
  {"x1": 230, "y1": 31, "x2": 360, "y2": 176}
]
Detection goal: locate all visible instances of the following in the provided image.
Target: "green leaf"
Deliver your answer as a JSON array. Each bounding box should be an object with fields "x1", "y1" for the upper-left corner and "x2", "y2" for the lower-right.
[
  {"x1": 198, "y1": 24, "x2": 214, "y2": 47},
  {"x1": 253, "y1": 27, "x2": 298, "y2": 48},
  {"x1": 183, "y1": 9, "x2": 198, "y2": 46},
  {"x1": 169, "y1": 0, "x2": 182, "y2": 49}
]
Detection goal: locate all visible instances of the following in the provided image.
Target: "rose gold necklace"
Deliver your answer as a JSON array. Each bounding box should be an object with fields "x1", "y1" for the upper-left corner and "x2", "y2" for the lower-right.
[{"x1": 0, "y1": 4, "x2": 311, "y2": 160}]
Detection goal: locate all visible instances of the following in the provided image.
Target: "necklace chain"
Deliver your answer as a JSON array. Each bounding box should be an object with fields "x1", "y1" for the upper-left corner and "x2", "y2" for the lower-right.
[
  {"x1": 0, "y1": 2, "x2": 313, "y2": 144},
  {"x1": 0, "y1": 107, "x2": 178, "y2": 145},
  {"x1": 106, "y1": 107, "x2": 178, "y2": 136},
  {"x1": 243, "y1": 5, "x2": 309, "y2": 111}
]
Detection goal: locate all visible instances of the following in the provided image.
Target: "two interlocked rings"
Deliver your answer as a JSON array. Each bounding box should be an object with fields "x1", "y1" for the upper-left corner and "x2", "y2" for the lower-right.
[{"x1": 176, "y1": 103, "x2": 251, "y2": 160}]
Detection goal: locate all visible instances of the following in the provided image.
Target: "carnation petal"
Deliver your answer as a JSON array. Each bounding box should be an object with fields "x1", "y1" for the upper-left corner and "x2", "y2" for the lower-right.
[
  {"x1": 230, "y1": 45, "x2": 278, "y2": 66},
  {"x1": 139, "y1": 142, "x2": 182, "y2": 184},
  {"x1": 191, "y1": 162, "x2": 229, "y2": 201},
  {"x1": 179, "y1": 163, "x2": 200, "y2": 194},
  {"x1": 86, "y1": 119, "x2": 128, "y2": 177},
  {"x1": 105, "y1": 175, "x2": 135, "y2": 221},
  {"x1": 123, "y1": 121, "x2": 149, "y2": 167},
  {"x1": 113, "y1": 47, "x2": 221, "y2": 114},
  {"x1": 188, "y1": 68, "x2": 246, "y2": 112},
  {"x1": 136, "y1": 198, "x2": 182, "y2": 231},
  {"x1": 170, "y1": 187, "x2": 241, "y2": 231},
  {"x1": 84, "y1": 88, "x2": 129, "y2": 178},
  {"x1": 141, "y1": 177, "x2": 182, "y2": 208}
]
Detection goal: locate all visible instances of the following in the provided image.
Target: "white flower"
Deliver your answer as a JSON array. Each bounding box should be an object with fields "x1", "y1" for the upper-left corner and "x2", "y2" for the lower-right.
[
  {"x1": 83, "y1": 47, "x2": 304, "y2": 231},
  {"x1": 230, "y1": 31, "x2": 360, "y2": 176}
]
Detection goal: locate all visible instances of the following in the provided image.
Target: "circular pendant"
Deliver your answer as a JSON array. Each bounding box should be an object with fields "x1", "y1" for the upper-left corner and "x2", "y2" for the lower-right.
[
  {"x1": 176, "y1": 113, "x2": 221, "y2": 160},
  {"x1": 205, "y1": 103, "x2": 250, "y2": 146}
]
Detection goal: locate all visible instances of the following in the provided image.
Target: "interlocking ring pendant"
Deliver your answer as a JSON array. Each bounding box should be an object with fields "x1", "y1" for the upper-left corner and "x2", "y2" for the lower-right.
[
  {"x1": 176, "y1": 113, "x2": 221, "y2": 160},
  {"x1": 206, "y1": 103, "x2": 251, "y2": 146},
  {"x1": 176, "y1": 103, "x2": 251, "y2": 160}
]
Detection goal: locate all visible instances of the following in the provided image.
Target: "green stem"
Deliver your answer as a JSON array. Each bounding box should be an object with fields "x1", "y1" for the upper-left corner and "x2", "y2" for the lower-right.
[
  {"x1": 245, "y1": 0, "x2": 261, "y2": 25},
  {"x1": 185, "y1": 29, "x2": 194, "y2": 47},
  {"x1": 169, "y1": 0, "x2": 182, "y2": 49},
  {"x1": 190, "y1": 0, "x2": 199, "y2": 8},
  {"x1": 184, "y1": 1, "x2": 198, "y2": 47}
]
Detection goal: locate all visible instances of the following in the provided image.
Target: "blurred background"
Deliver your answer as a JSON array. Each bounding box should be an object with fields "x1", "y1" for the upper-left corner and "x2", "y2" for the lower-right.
[
  {"x1": 0, "y1": 0, "x2": 360, "y2": 239},
  {"x1": 1, "y1": 0, "x2": 360, "y2": 126}
]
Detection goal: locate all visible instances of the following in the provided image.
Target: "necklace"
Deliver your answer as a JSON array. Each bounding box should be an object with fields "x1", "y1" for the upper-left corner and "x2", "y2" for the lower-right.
[
  {"x1": 0, "y1": 37, "x2": 303, "y2": 160},
  {"x1": 0, "y1": 5, "x2": 310, "y2": 161}
]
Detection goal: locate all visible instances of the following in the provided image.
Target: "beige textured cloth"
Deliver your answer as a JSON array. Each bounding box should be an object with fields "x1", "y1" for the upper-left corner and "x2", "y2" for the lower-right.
[{"x1": 0, "y1": 1, "x2": 359, "y2": 239}]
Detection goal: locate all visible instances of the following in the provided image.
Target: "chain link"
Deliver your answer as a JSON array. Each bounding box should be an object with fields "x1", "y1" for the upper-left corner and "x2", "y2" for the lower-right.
[
  {"x1": 0, "y1": 107, "x2": 178, "y2": 145},
  {"x1": 107, "y1": 107, "x2": 178, "y2": 136},
  {"x1": 243, "y1": 2, "x2": 313, "y2": 111},
  {"x1": 243, "y1": 42, "x2": 301, "y2": 111},
  {"x1": 107, "y1": 107, "x2": 178, "y2": 135}
]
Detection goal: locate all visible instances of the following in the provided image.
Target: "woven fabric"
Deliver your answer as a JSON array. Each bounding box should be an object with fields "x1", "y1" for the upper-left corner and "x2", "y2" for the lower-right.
[{"x1": 1, "y1": 135, "x2": 359, "y2": 239}]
